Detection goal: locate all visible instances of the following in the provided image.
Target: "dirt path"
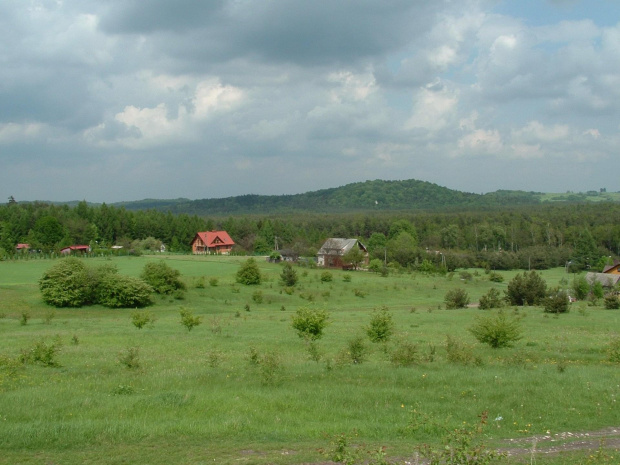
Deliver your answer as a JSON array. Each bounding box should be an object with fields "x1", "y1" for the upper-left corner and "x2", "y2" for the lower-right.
[{"x1": 500, "y1": 425, "x2": 620, "y2": 458}]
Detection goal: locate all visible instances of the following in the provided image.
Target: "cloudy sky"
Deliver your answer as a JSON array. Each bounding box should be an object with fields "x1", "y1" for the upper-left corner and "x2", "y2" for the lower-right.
[{"x1": 2, "y1": 0, "x2": 619, "y2": 202}]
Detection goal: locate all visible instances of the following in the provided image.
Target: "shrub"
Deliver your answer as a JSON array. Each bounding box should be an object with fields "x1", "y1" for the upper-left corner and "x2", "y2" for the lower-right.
[
  {"x1": 505, "y1": 271, "x2": 547, "y2": 306},
  {"x1": 444, "y1": 288, "x2": 470, "y2": 309},
  {"x1": 365, "y1": 306, "x2": 394, "y2": 343},
  {"x1": 179, "y1": 307, "x2": 202, "y2": 332},
  {"x1": 209, "y1": 277, "x2": 219, "y2": 287},
  {"x1": 140, "y1": 261, "x2": 185, "y2": 295},
  {"x1": 346, "y1": 335, "x2": 368, "y2": 364},
  {"x1": 604, "y1": 294, "x2": 620, "y2": 309},
  {"x1": 39, "y1": 258, "x2": 90, "y2": 307},
  {"x1": 445, "y1": 335, "x2": 478, "y2": 365},
  {"x1": 291, "y1": 307, "x2": 329, "y2": 341},
  {"x1": 280, "y1": 262, "x2": 298, "y2": 287},
  {"x1": 390, "y1": 340, "x2": 419, "y2": 366},
  {"x1": 607, "y1": 337, "x2": 620, "y2": 363},
  {"x1": 19, "y1": 337, "x2": 62, "y2": 367},
  {"x1": 252, "y1": 290, "x2": 263, "y2": 304},
  {"x1": 236, "y1": 258, "x2": 262, "y2": 285},
  {"x1": 478, "y1": 288, "x2": 503, "y2": 310},
  {"x1": 488, "y1": 271, "x2": 504, "y2": 283},
  {"x1": 20, "y1": 311, "x2": 30, "y2": 326},
  {"x1": 118, "y1": 346, "x2": 140, "y2": 369},
  {"x1": 572, "y1": 275, "x2": 590, "y2": 300},
  {"x1": 368, "y1": 258, "x2": 383, "y2": 273},
  {"x1": 131, "y1": 310, "x2": 156, "y2": 329},
  {"x1": 543, "y1": 288, "x2": 570, "y2": 314},
  {"x1": 98, "y1": 274, "x2": 154, "y2": 308},
  {"x1": 468, "y1": 310, "x2": 522, "y2": 348},
  {"x1": 320, "y1": 271, "x2": 333, "y2": 282}
]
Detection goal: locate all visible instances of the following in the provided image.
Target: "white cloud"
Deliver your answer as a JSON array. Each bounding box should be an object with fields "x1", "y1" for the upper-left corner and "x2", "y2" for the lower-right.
[
  {"x1": 0, "y1": 122, "x2": 48, "y2": 144},
  {"x1": 457, "y1": 129, "x2": 503, "y2": 155},
  {"x1": 405, "y1": 81, "x2": 459, "y2": 131}
]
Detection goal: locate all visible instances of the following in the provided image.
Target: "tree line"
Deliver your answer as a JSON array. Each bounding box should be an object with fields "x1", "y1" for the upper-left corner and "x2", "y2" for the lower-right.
[{"x1": 1, "y1": 198, "x2": 619, "y2": 271}]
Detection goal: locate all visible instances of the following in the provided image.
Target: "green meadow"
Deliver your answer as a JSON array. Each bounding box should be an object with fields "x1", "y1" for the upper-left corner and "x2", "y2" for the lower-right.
[{"x1": 0, "y1": 255, "x2": 619, "y2": 464}]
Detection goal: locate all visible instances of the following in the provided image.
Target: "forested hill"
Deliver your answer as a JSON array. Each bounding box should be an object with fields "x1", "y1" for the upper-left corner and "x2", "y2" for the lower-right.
[{"x1": 113, "y1": 179, "x2": 543, "y2": 215}]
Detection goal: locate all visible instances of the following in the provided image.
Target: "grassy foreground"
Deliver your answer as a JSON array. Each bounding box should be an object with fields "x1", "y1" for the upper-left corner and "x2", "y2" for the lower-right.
[{"x1": 0, "y1": 255, "x2": 619, "y2": 464}]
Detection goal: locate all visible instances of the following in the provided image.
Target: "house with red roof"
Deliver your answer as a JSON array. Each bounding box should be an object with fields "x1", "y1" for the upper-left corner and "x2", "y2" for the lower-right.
[
  {"x1": 60, "y1": 245, "x2": 91, "y2": 254},
  {"x1": 16, "y1": 243, "x2": 30, "y2": 251},
  {"x1": 191, "y1": 231, "x2": 235, "y2": 255}
]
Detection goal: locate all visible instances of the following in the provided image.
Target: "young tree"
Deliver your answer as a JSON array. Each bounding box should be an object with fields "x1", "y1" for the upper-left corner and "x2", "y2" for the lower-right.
[
  {"x1": 478, "y1": 288, "x2": 503, "y2": 310},
  {"x1": 280, "y1": 262, "x2": 298, "y2": 287},
  {"x1": 236, "y1": 258, "x2": 262, "y2": 285},
  {"x1": 469, "y1": 311, "x2": 522, "y2": 348},
  {"x1": 291, "y1": 307, "x2": 330, "y2": 341},
  {"x1": 444, "y1": 288, "x2": 470, "y2": 309},
  {"x1": 505, "y1": 271, "x2": 547, "y2": 306},
  {"x1": 365, "y1": 307, "x2": 394, "y2": 343},
  {"x1": 342, "y1": 246, "x2": 365, "y2": 270}
]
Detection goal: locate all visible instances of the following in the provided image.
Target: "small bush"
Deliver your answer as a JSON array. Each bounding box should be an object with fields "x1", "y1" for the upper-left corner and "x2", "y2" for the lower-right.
[
  {"x1": 291, "y1": 307, "x2": 330, "y2": 341},
  {"x1": 207, "y1": 350, "x2": 224, "y2": 368},
  {"x1": 572, "y1": 275, "x2": 590, "y2": 300},
  {"x1": 236, "y1": 258, "x2": 262, "y2": 285},
  {"x1": 468, "y1": 311, "x2": 522, "y2": 348},
  {"x1": 365, "y1": 306, "x2": 394, "y2": 343},
  {"x1": 118, "y1": 346, "x2": 140, "y2": 369},
  {"x1": 444, "y1": 288, "x2": 470, "y2": 309},
  {"x1": 20, "y1": 311, "x2": 30, "y2": 326},
  {"x1": 345, "y1": 336, "x2": 368, "y2": 364},
  {"x1": 478, "y1": 288, "x2": 503, "y2": 310},
  {"x1": 209, "y1": 277, "x2": 219, "y2": 287},
  {"x1": 140, "y1": 261, "x2": 185, "y2": 295},
  {"x1": 98, "y1": 274, "x2": 154, "y2": 308},
  {"x1": 390, "y1": 341, "x2": 419, "y2": 366},
  {"x1": 320, "y1": 271, "x2": 333, "y2": 282},
  {"x1": 19, "y1": 337, "x2": 62, "y2": 367},
  {"x1": 542, "y1": 288, "x2": 569, "y2": 314},
  {"x1": 252, "y1": 290, "x2": 263, "y2": 304},
  {"x1": 488, "y1": 271, "x2": 504, "y2": 283},
  {"x1": 280, "y1": 263, "x2": 298, "y2": 287},
  {"x1": 354, "y1": 288, "x2": 367, "y2": 298},
  {"x1": 42, "y1": 310, "x2": 56, "y2": 325},
  {"x1": 131, "y1": 310, "x2": 156, "y2": 329},
  {"x1": 342, "y1": 274, "x2": 352, "y2": 283},
  {"x1": 179, "y1": 307, "x2": 202, "y2": 332},
  {"x1": 445, "y1": 335, "x2": 478, "y2": 365},
  {"x1": 607, "y1": 337, "x2": 620, "y2": 363},
  {"x1": 604, "y1": 294, "x2": 620, "y2": 310}
]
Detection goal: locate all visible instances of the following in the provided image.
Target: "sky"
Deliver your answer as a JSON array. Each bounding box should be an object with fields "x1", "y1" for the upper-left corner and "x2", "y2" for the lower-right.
[{"x1": 1, "y1": 0, "x2": 620, "y2": 202}]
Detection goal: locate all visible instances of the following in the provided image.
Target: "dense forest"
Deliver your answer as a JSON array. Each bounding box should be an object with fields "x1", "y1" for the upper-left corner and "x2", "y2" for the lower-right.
[
  {"x1": 112, "y1": 179, "x2": 544, "y2": 215},
  {"x1": 2, "y1": 187, "x2": 619, "y2": 272}
]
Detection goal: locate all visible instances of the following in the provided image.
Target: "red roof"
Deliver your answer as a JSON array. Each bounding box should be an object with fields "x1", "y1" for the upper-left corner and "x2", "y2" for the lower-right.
[
  {"x1": 16, "y1": 243, "x2": 30, "y2": 249},
  {"x1": 60, "y1": 245, "x2": 91, "y2": 253},
  {"x1": 195, "y1": 231, "x2": 235, "y2": 247}
]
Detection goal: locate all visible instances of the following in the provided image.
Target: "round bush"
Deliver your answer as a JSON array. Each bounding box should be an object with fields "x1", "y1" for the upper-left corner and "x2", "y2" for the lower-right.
[
  {"x1": 97, "y1": 274, "x2": 153, "y2": 308},
  {"x1": 236, "y1": 258, "x2": 262, "y2": 285},
  {"x1": 140, "y1": 261, "x2": 185, "y2": 294},
  {"x1": 39, "y1": 258, "x2": 90, "y2": 307},
  {"x1": 444, "y1": 288, "x2": 470, "y2": 309}
]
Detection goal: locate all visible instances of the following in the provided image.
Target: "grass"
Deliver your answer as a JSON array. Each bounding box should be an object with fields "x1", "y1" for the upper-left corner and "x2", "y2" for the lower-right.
[{"x1": 0, "y1": 255, "x2": 619, "y2": 464}]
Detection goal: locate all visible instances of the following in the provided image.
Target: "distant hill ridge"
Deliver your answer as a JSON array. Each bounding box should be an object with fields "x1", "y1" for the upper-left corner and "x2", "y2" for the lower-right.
[{"x1": 111, "y1": 179, "x2": 544, "y2": 215}]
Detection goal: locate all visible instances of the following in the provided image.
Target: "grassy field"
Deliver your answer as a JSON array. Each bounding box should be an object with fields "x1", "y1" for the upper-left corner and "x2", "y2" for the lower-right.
[{"x1": 0, "y1": 255, "x2": 619, "y2": 464}]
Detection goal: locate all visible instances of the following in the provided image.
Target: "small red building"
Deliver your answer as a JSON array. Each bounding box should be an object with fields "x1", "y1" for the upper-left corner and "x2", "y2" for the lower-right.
[
  {"x1": 191, "y1": 231, "x2": 235, "y2": 255},
  {"x1": 60, "y1": 245, "x2": 91, "y2": 254},
  {"x1": 16, "y1": 243, "x2": 30, "y2": 251}
]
